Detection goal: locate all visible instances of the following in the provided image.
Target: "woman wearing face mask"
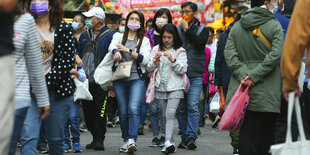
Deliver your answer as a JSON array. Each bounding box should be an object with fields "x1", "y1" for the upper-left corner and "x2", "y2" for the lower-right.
[
  {"x1": 106, "y1": 10, "x2": 151, "y2": 153},
  {"x1": 146, "y1": 23, "x2": 187, "y2": 154},
  {"x1": 116, "y1": 18, "x2": 126, "y2": 33},
  {"x1": 144, "y1": 8, "x2": 173, "y2": 147},
  {"x1": 20, "y1": 0, "x2": 76, "y2": 154}
]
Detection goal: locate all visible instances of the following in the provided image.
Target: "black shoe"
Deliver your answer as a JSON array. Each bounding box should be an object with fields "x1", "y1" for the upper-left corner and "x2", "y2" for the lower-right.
[
  {"x1": 138, "y1": 125, "x2": 144, "y2": 135},
  {"x1": 198, "y1": 128, "x2": 201, "y2": 135},
  {"x1": 86, "y1": 141, "x2": 96, "y2": 149},
  {"x1": 187, "y1": 139, "x2": 197, "y2": 150},
  {"x1": 233, "y1": 148, "x2": 239, "y2": 155},
  {"x1": 177, "y1": 140, "x2": 188, "y2": 149},
  {"x1": 94, "y1": 143, "x2": 105, "y2": 150},
  {"x1": 37, "y1": 145, "x2": 49, "y2": 154}
]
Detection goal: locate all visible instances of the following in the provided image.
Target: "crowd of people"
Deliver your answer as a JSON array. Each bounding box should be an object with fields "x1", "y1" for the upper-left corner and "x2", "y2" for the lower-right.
[{"x1": 0, "y1": 0, "x2": 310, "y2": 155}]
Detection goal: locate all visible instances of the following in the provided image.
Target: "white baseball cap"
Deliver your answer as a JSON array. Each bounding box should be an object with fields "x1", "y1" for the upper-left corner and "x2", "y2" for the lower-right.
[{"x1": 82, "y1": 7, "x2": 106, "y2": 20}]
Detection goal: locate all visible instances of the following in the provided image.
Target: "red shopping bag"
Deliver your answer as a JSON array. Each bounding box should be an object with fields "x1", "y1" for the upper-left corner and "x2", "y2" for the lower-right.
[{"x1": 219, "y1": 83, "x2": 250, "y2": 131}]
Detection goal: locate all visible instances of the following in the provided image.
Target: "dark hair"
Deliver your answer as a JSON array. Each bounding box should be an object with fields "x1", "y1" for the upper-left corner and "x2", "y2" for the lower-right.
[
  {"x1": 74, "y1": 14, "x2": 85, "y2": 27},
  {"x1": 146, "y1": 18, "x2": 153, "y2": 25},
  {"x1": 14, "y1": 2, "x2": 26, "y2": 21},
  {"x1": 122, "y1": 11, "x2": 145, "y2": 49},
  {"x1": 25, "y1": 0, "x2": 63, "y2": 31},
  {"x1": 206, "y1": 27, "x2": 215, "y2": 35},
  {"x1": 216, "y1": 29, "x2": 224, "y2": 34},
  {"x1": 181, "y1": 2, "x2": 198, "y2": 12},
  {"x1": 116, "y1": 18, "x2": 126, "y2": 31},
  {"x1": 159, "y1": 23, "x2": 182, "y2": 51},
  {"x1": 233, "y1": 5, "x2": 248, "y2": 21},
  {"x1": 152, "y1": 8, "x2": 172, "y2": 33},
  {"x1": 251, "y1": 0, "x2": 270, "y2": 8}
]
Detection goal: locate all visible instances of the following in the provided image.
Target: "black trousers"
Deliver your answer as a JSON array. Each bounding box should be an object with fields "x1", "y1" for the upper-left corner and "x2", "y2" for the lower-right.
[
  {"x1": 301, "y1": 82, "x2": 310, "y2": 139},
  {"x1": 106, "y1": 96, "x2": 117, "y2": 122},
  {"x1": 82, "y1": 83, "x2": 107, "y2": 143},
  {"x1": 239, "y1": 111, "x2": 277, "y2": 155}
]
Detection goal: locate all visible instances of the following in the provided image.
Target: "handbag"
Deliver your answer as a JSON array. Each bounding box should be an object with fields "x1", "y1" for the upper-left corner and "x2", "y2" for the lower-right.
[
  {"x1": 146, "y1": 68, "x2": 158, "y2": 104},
  {"x1": 73, "y1": 78, "x2": 93, "y2": 102},
  {"x1": 94, "y1": 52, "x2": 114, "y2": 91},
  {"x1": 270, "y1": 93, "x2": 310, "y2": 155},
  {"x1": 209, "y1": 73, "x2": 216, "y2": 95},
  {"x1": 219, "y1": 83, "x2": 250, "y2": 131},
  {"x1": 210, "y1": 92, "x2": 220, "y2": 113},
  {"x1": 111, "y1": 60, "x2": 134, "y2": 81}
]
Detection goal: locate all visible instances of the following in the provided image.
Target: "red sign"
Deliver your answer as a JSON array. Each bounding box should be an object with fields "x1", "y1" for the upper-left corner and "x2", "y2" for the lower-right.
[{"x1": 130, "y1": 0, "x2": 187, "y2": 8}]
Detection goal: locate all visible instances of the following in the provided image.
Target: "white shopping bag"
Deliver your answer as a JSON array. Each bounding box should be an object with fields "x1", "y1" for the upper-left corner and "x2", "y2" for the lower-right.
[
  {"x1": 270, "y1": 93, "x2": 310, "y2": 155},
  {"x1": 210, "y1": 92, "x2": 220, "y2": 113},
  {"x1": 74, "y1": 78, "x2": 93, "y2": 102}
]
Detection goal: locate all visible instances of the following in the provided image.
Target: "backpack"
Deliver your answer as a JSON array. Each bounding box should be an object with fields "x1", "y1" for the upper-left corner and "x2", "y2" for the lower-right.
[{"x1": 82, "y1": 29, "x2": 112, "y2": 83}]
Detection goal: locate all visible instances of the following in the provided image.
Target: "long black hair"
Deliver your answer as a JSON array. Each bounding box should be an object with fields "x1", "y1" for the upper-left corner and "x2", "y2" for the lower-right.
[
  {"x1": 122, "y1": 11, "x2": 145, "y2": 49},
  {"x1": 152, "y1": 8, "x2": 172, "y2": 33},
  {"x1": 159, "y1": 23, "x2": 182, "y2": 51}
]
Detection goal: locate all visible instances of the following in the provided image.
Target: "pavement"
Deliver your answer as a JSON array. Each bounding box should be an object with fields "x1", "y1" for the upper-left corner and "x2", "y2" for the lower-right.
[{"x1": 16, "y1": 120, "x2": 232, "y2": 155}]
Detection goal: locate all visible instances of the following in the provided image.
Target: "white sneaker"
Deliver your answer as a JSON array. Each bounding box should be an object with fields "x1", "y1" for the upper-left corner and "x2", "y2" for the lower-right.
[
  {"x1": 161, "y1": 141, "x2": 176, "y2": 154},
  {"x1": 119, "y1": 141, "x2": 128, "y2": 153},
  {"x1": 127, "y1": 139, "x2": 137, "y2": 153}
]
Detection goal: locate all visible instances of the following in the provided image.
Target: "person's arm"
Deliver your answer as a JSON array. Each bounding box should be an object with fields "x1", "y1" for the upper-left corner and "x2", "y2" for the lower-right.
[
  {"x1": 215, "y1": 35, "x2": 225, "y2": 86},
  {"x1": 224, "y1": 27, "x2": 248, "y2": 82},
  {"x1": 108, "y1": 32, "x2": 122, "y2": 55},
  {"x1": 170, "y1": 49, "x2": 188, "y2": 75},
  {"x1": 77, "y1": 67, "x2": 87, "y2": 82},
  {"x1": 24, "y1": 15, "x2": 50, "y2": 119},
  {"x1": 146, "y1": 46, "x2": 159, "y2": 72},
  {"x1": 0, "y1": 0, "x2": 18, "y2": 12},
  {"x1": 137, "y1": 38, "x2": 151, "y2": 66},
  {"x1": 185, "y1": 27, "x2": 209, "y2": 51},
  {"x1": 247, "y1": 22, "x2": 283, "y2": 84},
  {"x1": 281, "y1": 0, "x2": 310, "y2": 91}
]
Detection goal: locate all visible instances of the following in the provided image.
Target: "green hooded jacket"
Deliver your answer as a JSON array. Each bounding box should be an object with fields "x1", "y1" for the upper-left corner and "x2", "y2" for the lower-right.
[{"x1": 224, "y1": 7, "x2": 284, "y2": 113}]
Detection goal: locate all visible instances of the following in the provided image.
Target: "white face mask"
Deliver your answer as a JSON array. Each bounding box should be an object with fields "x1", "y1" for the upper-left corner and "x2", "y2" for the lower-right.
[{"x1": 155, "y1": 18, "x2": 168, "y2": 29}]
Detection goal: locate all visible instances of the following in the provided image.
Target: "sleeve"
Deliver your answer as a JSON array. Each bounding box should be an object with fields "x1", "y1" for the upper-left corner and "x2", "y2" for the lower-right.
[
  {"x1": 138, "y1": 37, "x2": 151, "y2": 66},
  {"x1": 215, "y1": 35, "x2": 225, "y2": 86},
  {"x1": 248, "y1": 22, "x2": 283, "y2": 84},
  {"x1": 224, "y1": 27, "x2": 248, "y2": 82},
  {"x1": 281, "y1": 0, "x2": 310, "y2": 90},
  {"x1": 171, "y1": 49, "x2": 188, "y2": 75},
  {"x1": 25, "y1": 16, "x2": 50, "y2": 107},
  {"x1": 77, "y1": 68, "x2": 87, "y2": 82},
  {"x1": 108, "y1": 32, "x2": 122, "y2": 55},
  {"x1": 146, "y1": 46, "x2": 159, "y2": 72},
  {"x1": 185, "y1": 27, "x2": 209, "y2": 51},
  {"x1": 46, "y1": 27, "x2": 76, "y2": 81},
  {"x1": 76, "y1": 32, "x2": 86, "y2": 56}
]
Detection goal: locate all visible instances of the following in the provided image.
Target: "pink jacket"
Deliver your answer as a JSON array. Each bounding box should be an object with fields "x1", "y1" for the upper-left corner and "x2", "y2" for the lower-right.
[{"x1": 203, "y1": 47, "x2": 211, "y2": 84}]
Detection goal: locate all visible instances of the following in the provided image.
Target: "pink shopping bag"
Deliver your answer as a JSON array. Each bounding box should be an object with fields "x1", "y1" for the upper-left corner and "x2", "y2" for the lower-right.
[
  {"x1": 219, "y1": 83, "x2": 250, "y2": 131},
  {"x1": 146, "y1": 68, "x2": 158, "y2": 104}
]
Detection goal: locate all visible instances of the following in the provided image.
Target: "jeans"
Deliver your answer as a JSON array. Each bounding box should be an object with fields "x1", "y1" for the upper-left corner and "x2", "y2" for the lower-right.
[
  {"x1": 64, "y1": 101, "x2": 80, "y2": 144},
  {"x1": 176, "y1": 78, "x2": 203, "y2": 141},
  {"x1": 140, "y1": 100, "x2": 147, "y2": 125},
  {"x1": 114, "y1": 79, "x2": 146, "y2": 142},
  {"x1": 81, "y1": 83, "x2": 107, "y2": 144},
  {"x1": 38, "y1": 121, "x2": 47, "y2": 147},
  {"x1": 148, "y1": 103, "x2": 165, "y2": 137},
  {"x1": 106, "y1": 97, "x2": 117, "y2": 122},
  {"x1": 21, "y1": 92, "x2": 72, "y2": 155},
  {"x1": 9, "y1": 107, "x2": 28, "y2": 155}
]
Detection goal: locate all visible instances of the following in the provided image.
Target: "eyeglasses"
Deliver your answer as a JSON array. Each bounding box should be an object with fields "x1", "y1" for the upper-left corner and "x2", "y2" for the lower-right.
[{"x1": 180, "y1": 10, "x2": 193, "y2": 15}]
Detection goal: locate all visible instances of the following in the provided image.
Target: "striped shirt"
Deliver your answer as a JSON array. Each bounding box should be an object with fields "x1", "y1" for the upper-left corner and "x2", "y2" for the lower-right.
[{"x1": 12, "y1": 13, "x2": 50, "y2": 109}]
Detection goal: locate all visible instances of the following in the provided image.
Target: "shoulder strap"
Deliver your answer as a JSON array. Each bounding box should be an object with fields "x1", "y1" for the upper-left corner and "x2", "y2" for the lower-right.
[
  {"x1": 85, "y1": 30, "x2": 91, "y2": 42},
  {"x1": 96, "y1": 29, "x2": 113, "y2": 43},
  {"x1": 196, "y1": 25, "x2": 205, "y2": 36},
  {"x1": 253, "y1": 25, "x2": 272, "y2": 48}
]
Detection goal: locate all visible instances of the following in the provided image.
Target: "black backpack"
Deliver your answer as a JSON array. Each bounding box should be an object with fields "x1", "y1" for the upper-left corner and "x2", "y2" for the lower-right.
[{"x1": 82, "y1": 29, "x2": 112, "y2": 83}]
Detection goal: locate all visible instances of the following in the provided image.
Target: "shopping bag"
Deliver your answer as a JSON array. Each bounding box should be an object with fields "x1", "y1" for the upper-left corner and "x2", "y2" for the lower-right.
[
  {"x1": 184, "y1": 74, "x2": 190, "y2": 92},
  {"x1": 270, "y1": 93, "x2": 310, "y2": 155},
  {"x1": 146, "y1": 68, "x2": 158, "y2": 104},
  {"x1": 218, "y1": 86, "x2": 226, "y2": 112},
  {"x1": 209, "y1": 73, "x2": 216, "y2": 95},
  {"x1": 219, "y1": 83, "x2": 250, "y2": 131},
  {"x1": 210, "y1": 92, "x2": 220, "y2": 113},
  {"x1": 74, "y1": 78, "x2": 93, "y2": 102}
]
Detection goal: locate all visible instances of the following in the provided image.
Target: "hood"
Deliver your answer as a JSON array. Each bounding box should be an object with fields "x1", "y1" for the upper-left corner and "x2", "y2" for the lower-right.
[{"x1": 240, "y1": 7, "x2": 275, "y2": 30}]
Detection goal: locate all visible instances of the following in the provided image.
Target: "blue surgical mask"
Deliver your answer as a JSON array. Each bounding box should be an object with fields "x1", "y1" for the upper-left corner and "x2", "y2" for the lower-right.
[
  {"x1": 85, "y1": 19, "x2": 94, "y2": 30},
  {"x1": 165, "y1": 43, "x2": 174, "y2": 48},
  {"x1": 119, "y1": 26, "x2": 125, "y2": 33},
  {"x1": 71, "y1": 22, "x2": 79, "y2": 30}
]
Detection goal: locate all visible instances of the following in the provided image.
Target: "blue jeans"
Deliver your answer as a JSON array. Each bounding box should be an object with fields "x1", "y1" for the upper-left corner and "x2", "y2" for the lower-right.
[
  {"x1": 64, "y1": 101, "x2": 80, "y2": 144},
  {"x1": 140, "y1": 100, "x2": 147, "y2": 125},
  {"x1": 38, "y1": 121, "x2": 47, "y2": 147},
  {"x1": 21, "y1": 92, "x2": 72, "y2": 155},
  {"x1": 176, "y1": 78, "x2": 203, "y2": 141},
  {"x1": 9, "y1": 107, "x2": 28, "y2": 155},
  {"x1": 148, "y1": 103, "x2": 165, "y2": 137},
  {"x1": 114, "y1": 79, "x2": 146, "y2": 142}
]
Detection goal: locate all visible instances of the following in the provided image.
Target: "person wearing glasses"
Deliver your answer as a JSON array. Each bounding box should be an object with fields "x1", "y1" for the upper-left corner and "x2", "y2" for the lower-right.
[{"x1": 176, "y1": 1, "x2": 209, "y2": 150}]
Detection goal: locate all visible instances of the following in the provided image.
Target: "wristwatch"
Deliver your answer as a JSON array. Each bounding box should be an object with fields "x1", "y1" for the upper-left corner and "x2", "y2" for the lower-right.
[
  {"x1": 128, "y1": 49, "x2": 133, "y2": 54},
  {"x1": 172, "y1": 58, "x2": 177, "y2": 63}
]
